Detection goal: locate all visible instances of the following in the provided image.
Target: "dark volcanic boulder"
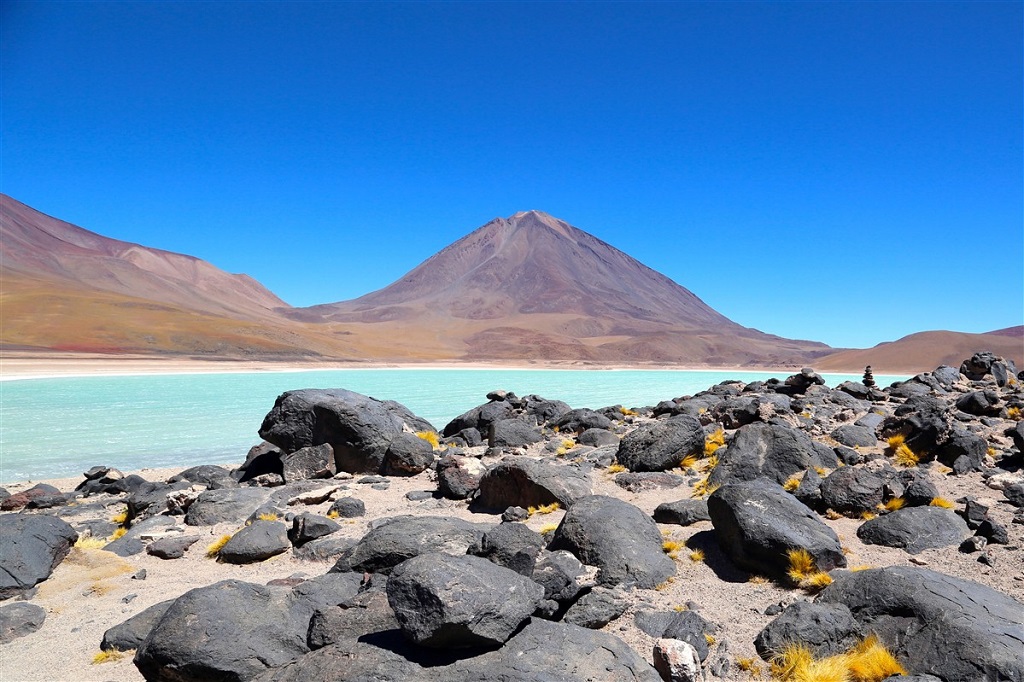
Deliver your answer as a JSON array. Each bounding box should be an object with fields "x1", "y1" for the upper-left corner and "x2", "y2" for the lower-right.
[
  {"x1": 708, "y1": 479, "x2": 846, "y2": 578},
  {"x1": 218, "y1": 520, "x2": 291, "y2": 564},
  {"x1": 288, "y1": 512, "x2": 340, "y2": 547},
  {"x1": 442, "y1": 399, "x2": 517, "y2": 437},
  {"x1": 0, "y1": 601, "x2": 46, "y2": 643},
  {"x1": 0, "y1": 484, "x2": 63, "y2": 511},
  {"x1": 489, "y1": 419, "x2": 543, "y2": 448},
  {"x1": 554, "y1": 408, "x2": 613, "y2": 434},
  {"x1": 102, "y1": 599, "x2": 174, "y2": 651},
  {"x1": 615, "y1": 415, "x2": 704, "y2": 472},
  {"x1": 381, "y1": 432, "x2": 434, "y2": 476},
  {"x1": 330, "y1": 515, "x2": 491, "y2": 574},
  {"x1": 817, "y1": 567, "x2": 1024, "y2": 682},
  {"x1": 562, "y1": 586, "x2": 628, "y2": 629},
  {"x1": 387, "y1": 553, "x2": 544, "y2": 647},
  {"x1": 653, "y1": 499, "x2": 711, "y2": 526},
  {"x1": 467, "y1": 522, "x2": 545, "y2": 576},
  {"x1": 830, "y1": 424, "x2": 878, "y2": 448},
  {"x1": 0, "y1": 513, "x2": 78, "y2": 600},
  {"x1": 146, "y1": 535, "x2": 201, "y2": 560},
  {"x1": 168, "y1": 465, "x2": 237, "y2": 489},
  {"x1": 819, "y1": 466, "x2": 888, "y2": 514},
  {"x1": 436, "y1": 455, "x2": 485, "y2": 500},
  {"x1": 281, "y1": 443, "x2": 336, "y2": 482},
  {"x1": 475, "y1": 457, "x2": 591, "y2": 510},
  {"x1": 135, "y1": 579, "x2": 323, "y2": 682},
  {"x1": 614, "y1": 472, "x2": 685, "y2": 493},
  {"x1": 548, "y1": 495, "x2": 675, "y2": 588},
  {"x1": 635, "y1": 610, "x2": 713, "y2": 661},
  {"x1": 259, "y1": 388, "x2": 434, "y2": 474},
  {"x1": 856, "y1": 506, "x2": 971, "y2": 554},
  {"x1": 709, "y1": 422, "x2": 835, "y2": 487},
  {"x1": 754, "y1": 601, "x2": 861, "y2": 659},
  {"x1": 256, "y1": 617, "x2": 661, "y2": 682},
  {"x1": 184, "y1": 488, "x2": 272, "y2": 526},
  {"x1": 326, "y1": 496, "x2": 365, "y2": 518}
]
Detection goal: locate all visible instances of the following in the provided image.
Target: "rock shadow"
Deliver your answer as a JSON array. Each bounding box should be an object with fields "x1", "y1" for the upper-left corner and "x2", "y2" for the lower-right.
[{"x1": 685, "y1": 529, "x2": 749, "y2": 583}]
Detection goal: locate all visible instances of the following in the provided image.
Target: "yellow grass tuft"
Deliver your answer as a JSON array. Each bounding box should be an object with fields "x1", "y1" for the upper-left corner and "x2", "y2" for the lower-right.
[
  {"x1": 885, "y1": 433, "x2": 905, "y2": 449},
  {"x1": 109, "y1": 527, "x2": 127, "y2": 541},
  {"x1": 929, "y1": 497, "x2": 955, "y2": 509},
  {"x1": 846, "y1": 634, "x2": 907, "y2": 681},
  {"x1": 748, "y1": 574, "x2": 769, "y2": 584},
  {"x1": 206, "y1": 534, "x2": 232, "y2": 558},
  {"x1": 538, "y1": 522, "x2": 558, "y2": 536},
  {"x1": 619, "y1": 406, "x2": 638, "y2": 416},
  {"x1": 736, "y1": 657, "x2": 764, "y2": 676},
  {"x1": 654, "y1": 577, "x2": 676, "y2": 591},
  {"x1": 786, "y1": 548, "x2": 816, "y2": 583},
  {"x1": 888, "y1": 436, "x2": 919, "y2": 467},
  {"x1": 705, "y1": 633, "x2": 716, "y2": 645},
  {"x1": 801, "y1": 571, "x2": 834, "y2": 592},
  {"x1": 561, "y1": 438, "x2": 575, "y2": 449},
  {"x1": 606, "y1": 463, "x2": 627, "y2": 474},
  {"x1": 824, "y1": 509, "x2": 843, "y2": 520},
  {"x1": 850, "y1": 564, "x2": 873, "y2": 571},
  {"x1": 110, "y1": 511, "x2": 127, "y2": 525},
  {"x1": 692, "y1": 477, "x2": 720, "y2": 498},
  {"x1": 1008, "y1": 406, "x2": 1022, "y2": 420},
  {"x1": 680, "y1": 454, "x2": 699, "y2": 469},
  {"x1": 527, "y1": 502, "x2": 561, "y2": 516},
  {"x1": 92, "y1": 649, "x2": 131, "y2": 664},
  {"x1": 257, "y1": 512, "x2": 279, "y2": 522},
  {"x1": 663, "y1": 540, "x2": 683, "y2": 555},
  {"x1": 689, "y1": 549, "x2": 706, "y2": 563},
  {"x1": 769, "y1": 635, "x2": 905, "y2": 682},
  {"x1": 986, "y1": 446, "x2": 997, "y2": 457},
  {"x1": 702, "y1": 454, "x2": 720, "y2": 472},
  {"x1": 859, "y1": 511, "x2": 877, "y2": 521},
  {"x1": 783, "y1": 475, "x2": 801, "y2": 492},
  {"x1": 704, "y1": 428, "x2": 726, "y2": 457},
  {"x1": 882, "y1": 498, "x2": 905, "y2": 512},
  {"x1": 673, "y1": 604, "x2": 687, "y2": 612},
  {"x1": 814, "y1": 466, "x2": 829, "y2": 477},
  {"x1": 75, "y1": 536, "x2": 108, "y2": 550},
  {"x1": 415, "y1": 431, "x2": 440, "y2": 450},
  {"x1": 326, "y1": 510, "x2": 340, "y2": 519}
]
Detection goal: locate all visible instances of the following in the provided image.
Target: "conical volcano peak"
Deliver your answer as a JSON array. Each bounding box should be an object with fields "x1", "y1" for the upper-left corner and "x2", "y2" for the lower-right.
[{"x1": 507, "y1": 210, "x2": 574, "y2": 237}]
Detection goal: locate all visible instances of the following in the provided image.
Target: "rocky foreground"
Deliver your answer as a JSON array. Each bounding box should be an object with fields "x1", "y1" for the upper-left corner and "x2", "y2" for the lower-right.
[{"x1": 1, "y1": 352, "x2": 1023, "y2": 681}]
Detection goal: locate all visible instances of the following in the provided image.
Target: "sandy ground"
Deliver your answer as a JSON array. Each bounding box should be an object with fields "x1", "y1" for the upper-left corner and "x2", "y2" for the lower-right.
[
  {"x1": 2, "y1": 442, "x2": 1021, "y2": 682},
  {"x1": 0, "y1": 352, "x2": 814, "y2": 381}
]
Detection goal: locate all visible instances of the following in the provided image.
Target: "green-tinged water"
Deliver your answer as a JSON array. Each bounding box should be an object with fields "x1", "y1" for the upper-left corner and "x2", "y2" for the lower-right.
[{"x1": 0, "y1": 369, "x2": 906, "y2": 483}]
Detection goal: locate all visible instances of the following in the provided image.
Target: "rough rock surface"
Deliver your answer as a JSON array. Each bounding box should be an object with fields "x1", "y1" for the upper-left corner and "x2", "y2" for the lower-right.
[
  {"x1": 856, "y1": 506, "x2": 971, "y2": 554},
  {"x1": 709, "y1": 423, "x2": 835, "y2": 486},
  {"x1": 102, "y1": 599, "x2": 173, "y2": 651},
  {"x1": 0, "y1": 513, "x2": 78, "y2": 600},
  {"x1": 708, "y1": 479, "x2": 846, "y2": 578},
  {"x1": 754, "y1": 601, "x2": 861, "y2": 659},
  {"x1": 615, "y1": 415, "x2": 705, "y2": 472},
  {"x1": 548, "y1": 495, "x2": 675, "y2": 588},
  {"x1": 475, "y1": 456, "x2": 591, "y2": 510},
  {"x1": 386, "y1": 552, "x2": 544, "y2": 647},
  {"x1": 817, "y1": 567, "x2": 1024, "y2": 682},
  {"x1": 218, "y1": 520, "x2": 291, "y2": 564},
  {"x1": 0, "y1": 601, "x2": 46, "y2": 643},
  {"x1": 330, "y1": 515, "x2": 491, "y2": 574}
]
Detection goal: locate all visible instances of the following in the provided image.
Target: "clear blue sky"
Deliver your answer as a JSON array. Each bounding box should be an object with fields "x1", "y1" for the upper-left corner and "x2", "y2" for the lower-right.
[{"x1": 2, "y1": 1, "x2": 1021, "y2": 349}]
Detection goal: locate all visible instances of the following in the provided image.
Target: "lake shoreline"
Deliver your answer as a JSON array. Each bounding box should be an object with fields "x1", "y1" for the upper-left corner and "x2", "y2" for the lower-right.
[{"x1": 0, "y1": 350, "x2": 879, "y2": 381}]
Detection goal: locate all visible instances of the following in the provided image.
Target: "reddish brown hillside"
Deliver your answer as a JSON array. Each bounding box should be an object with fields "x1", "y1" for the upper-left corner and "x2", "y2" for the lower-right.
[{"x1": 816, "y1": 330, "x2": 1023, "y2": 374}]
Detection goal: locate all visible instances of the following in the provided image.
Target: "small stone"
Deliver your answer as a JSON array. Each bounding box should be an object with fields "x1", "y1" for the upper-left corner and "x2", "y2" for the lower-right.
[
  {"x1": 978, "y1": 552, "x2": 996, "y2": 566},
  {"x1": 960, "y1": 536, "x2": 987, "y2": 553},
  {"x1": 502, "y1": 506, "x2": 529, "y2": 522},
  {"x1": 327, "y1": 497, "x2": 365, "y2": 518},
  {"x1": 371, "y1": 483, "x2": 390, "y2": 491},
  {"x1": 653, "y1": 638, "x2": 703, "y2": 682},
  {"x1": 132, "y1": 569, "x2": 147, "y2": 580},
  {"x1": 121, "y1": 593, "x2": 137, "y2": 604},
  {"x1": 405, "y1": 490, "x2": 434, "y2": 501}
]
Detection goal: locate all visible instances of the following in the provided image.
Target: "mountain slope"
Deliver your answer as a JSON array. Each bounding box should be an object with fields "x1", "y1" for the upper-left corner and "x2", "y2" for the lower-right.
[
  {"x1": 816, "y1": 329, "x2": 1023, "y2": 373},
  {"x1": 292, "y1": 210, "x2": 832, "y2": 365}
]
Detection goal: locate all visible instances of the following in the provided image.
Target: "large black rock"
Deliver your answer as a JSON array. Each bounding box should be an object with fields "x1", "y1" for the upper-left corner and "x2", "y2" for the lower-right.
[
  {"x1": 102, "y1": 599, "x2": 174, "y2": 651},
  {"x1": 709, "y1": 423, "x2": 835, "y2": 486},
  {"x1": 708, "y1": 479, "x2": 846, "y2": 578},
  {"x1": 817, "y1": 567, "x2": 1024, "y2": 681},
  {"x1": 184, "y1": 488, "x2": 272, "y2": 526},
  {"x1": 330, "y1": 515, "x2": 491, "y2": 574},
  {"x1": 0, "y1": 513, "x2": 78, "y2": 600},
  {"x1": 614, "y1": 415, "x2": 704, "y2": 472},
  {"x1": 856, "y1": 506, "x2": 971, "y2": 554},
  {"x1": 754, "y1": 601, "x2": 861, "y2": 659},
  {"x1": 387, "y1": 553, "x2": 544, "y2": 647},
  {"x1": 0, "y1": 601, "x2": 46, "y2": 643},
  {"x1": 259, "y1": 388, "x2": 434, "y2": 474},
  {"x1": 475, "y1": 457, "x2": 591, "y2": 510},
  {"x1": 548, "y1": 495, "x2": 675, "y2": 588}
]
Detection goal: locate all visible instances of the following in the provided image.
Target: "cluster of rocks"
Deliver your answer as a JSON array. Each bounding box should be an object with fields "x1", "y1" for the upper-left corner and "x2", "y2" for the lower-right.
[{"x1": 1, "y1": 351, "x2": 1022, "y2": 681}]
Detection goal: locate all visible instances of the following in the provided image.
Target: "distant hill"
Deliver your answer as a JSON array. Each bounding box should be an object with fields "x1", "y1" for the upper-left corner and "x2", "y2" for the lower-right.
[
  {"x1": 816, "y1": 329, "x2": 1023, "y2": 374},
  {"x1": 3, "y1": 195, "x2": 1017, "y2": 372},
  {"x1": 290, "y1": 210, "x2": 832, "y2": 366}
]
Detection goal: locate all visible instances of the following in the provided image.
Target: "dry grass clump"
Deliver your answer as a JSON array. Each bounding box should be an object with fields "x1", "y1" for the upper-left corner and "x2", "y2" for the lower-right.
[
  {"x1": 770, "y1": 635, "x2": 906, "y2": 682},
  {"x1": 691, "y1": 477, "x2": 720, "y2": 499},
  {"x1": 881, "y1": 498, "x2": 905, "y2": 512},
  {"x1": 859, "y1": 511, "x2": 876, "y2": 521},
  {"x1": 527, "y1": 502, "x2": 560, "y2": 516},
  {"x1": 929, "y1": 497, "x2": 954, "y2": 509},
  {"x1": 1008, "y1": 406, "x2": 1022, "y2": 420},
  {"x1": 704, "y1": 633, "x2": 716, "y2": 645},
  {"x1": 748, "y1": 574, "x2": 769, "y2": 585},
  {"x1": 653, "y1": 576, "x2": 676, "y2": 591},
  {"x1": 109, "y1": 527, "x2": 127, "y2": 540},
  {"x1": 74, "y1": 536, "x2": 108, "y2": 550},
  {"x1": 326, "y1": 509, "x2": 340, "y2": 519},
  {"x1": 415, "y1": 431, "x2": 440, "y2": 449},
  {"x1": 886, "y1": 434, "x2": 920, "y2": 467},
  {"x1": 801, "y1": 571, "x2": 834, "y2": 592},
  {"x1": 783, "y1": 475, "x2": 802, "y2": 492},
  {"x1": 110, "y1": 511, "x2": 128, "y2": 525},
  {"x1": 538, "y1": 522, "x2": 559, "y2": 536},
  {"x1": 619, "y1": 406, "x2": 638, "y2": 417},
  {"x1": 92, "y1": 649, "x2": 131, "y2": 664},
  {"x1": 606, "y1": 463, "x2": 627, "y2": 474},
  {"x1": 679, "y1": 454, "x2": 699, "y2": 469},
  {"x1": 662, "y1": 540, "x2": 683, "y2": 559},
  {"x1": 737, "y1": 656, "x2": 764, "y2": 676},
  {"x1": 704, "y1": 428, "x2": 726, "y2": 457},
  {"x1": 689, "y1": 548, "x2": 706, "y2": 563},
  {"x1": 787, "y1": 548, "x2": 833, "y2": 592},
  {"x1": 824, "y1": 509, "x2": 843, "y2": 520},
  {"x1": 206, "y1": 534, "x2": 232, "y2": 558},
  {"x1": 849, "y1": 564, "x2": 872, "y2": 572},
  {"x1": 257, "y1": 512, "x2": 279, "y2": 521}
]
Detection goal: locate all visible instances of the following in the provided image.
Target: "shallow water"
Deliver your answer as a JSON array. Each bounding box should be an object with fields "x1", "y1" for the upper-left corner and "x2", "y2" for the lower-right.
[{"x1": 0, "y1": 369, "x2": 906, "y2": 482}]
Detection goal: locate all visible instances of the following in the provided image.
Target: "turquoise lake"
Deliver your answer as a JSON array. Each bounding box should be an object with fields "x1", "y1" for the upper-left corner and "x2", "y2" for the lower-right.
[{"x1": 0, "y1": 369, "x2": 907, "y2": 483}]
